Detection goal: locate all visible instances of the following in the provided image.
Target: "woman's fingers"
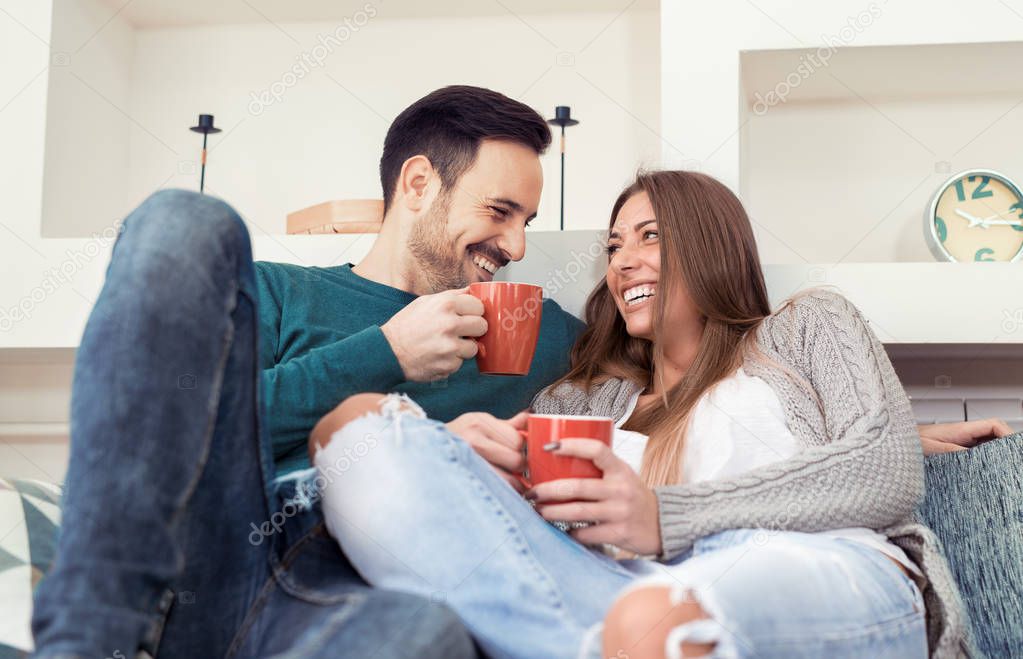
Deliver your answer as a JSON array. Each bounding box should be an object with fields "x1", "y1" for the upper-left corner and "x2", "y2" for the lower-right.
[
  {"x1": 921, "y1": 437, "x2": 966, "y2": 456},
  {"x1": 922, "y1": 419, "x2": 1014, "y2": 446},
  {"x1": 528, "y1": 477, "x2": 610, "y2": 503},
  {"x1": 536, "y1": 500, "x2": 614, "y2": 523},
  {"x1": 544, "y1": 438, "x2": 622, "y2": 473},
  {"x1": 570, "y1": 522, "x2": 628, "y2": 548},
  {"x1": 989, "y1": 418, "x2": 1015, "y2": 438},
  {"x1": 952, "y1": 419, "x2": 1003, "y2": 444}
]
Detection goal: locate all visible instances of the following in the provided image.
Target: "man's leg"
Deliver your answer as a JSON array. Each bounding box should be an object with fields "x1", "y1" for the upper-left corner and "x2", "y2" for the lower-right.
[
  {"x1": 230, "y1": 522, "x2": 478, "y2": 659},
  {"x1": 32, "y1": 189, "x2": 478, "y2": 659},
  {"x1": 31, "y1": 190, "x2": 276, "y2": 657}
]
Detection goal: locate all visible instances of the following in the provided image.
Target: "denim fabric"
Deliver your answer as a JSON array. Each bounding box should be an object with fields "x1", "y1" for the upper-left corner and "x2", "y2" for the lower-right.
[
  {"x1": 318, "y1": 398, "x2": 927, "y2": 659},
  {"x1": 593, "y1": 530, "x2": 927, "y2": 659},
  {"x1": 919, "y1": 431, "x2": 1023, "y2": 659},
  {"x1": 31, "y1": 190, "x2": 476, "y2": 659}
]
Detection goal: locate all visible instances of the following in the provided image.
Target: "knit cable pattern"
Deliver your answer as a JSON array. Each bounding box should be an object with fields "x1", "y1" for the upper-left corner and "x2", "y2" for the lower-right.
[{"x1": 532, "y1": 290, "x2": 971, "y2": 658}]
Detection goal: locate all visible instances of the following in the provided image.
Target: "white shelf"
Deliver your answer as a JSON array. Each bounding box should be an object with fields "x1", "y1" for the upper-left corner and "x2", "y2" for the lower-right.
[
  {"x1": 739, "y1": 41, "x2": 1023, "y2": 265},
  {"x1": 96, "y1": 0, "x2": 657, "y2": 28},
  {"x1": 0, "y1": 423, "x2": 69, "y2": 440},
  {"x1": 3, "y1": 231, "x2": 1022, "y2": 353},
  {"x1": 762, "y1": 262, "x2": 1023, "y2": 344},
  {"x1": 740, "y1": 41, "x2": 1023, "y2": 104},
  {"x1": 505, "y1": 232, "x2": 1023, "y2": 345}
]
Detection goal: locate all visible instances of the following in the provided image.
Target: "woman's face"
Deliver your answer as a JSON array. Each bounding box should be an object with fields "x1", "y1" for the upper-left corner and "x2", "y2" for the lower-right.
[
  {"x1": 606, "y1": 192, "x2": 661, "y2": 340},
  {"x1": 606, "y1": 192, "x2": 700, "y2": 342}
]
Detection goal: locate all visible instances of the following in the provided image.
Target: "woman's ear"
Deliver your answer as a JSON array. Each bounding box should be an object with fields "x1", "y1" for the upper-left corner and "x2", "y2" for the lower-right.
[{"x1": 396, "y1": 155, "x2": 435, "y2": 213}]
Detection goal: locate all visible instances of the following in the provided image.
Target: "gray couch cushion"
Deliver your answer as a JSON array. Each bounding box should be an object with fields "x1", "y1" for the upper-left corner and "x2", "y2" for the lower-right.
[{"x1": 918, "y1": 432, "x2": 1023, "y2": 658}]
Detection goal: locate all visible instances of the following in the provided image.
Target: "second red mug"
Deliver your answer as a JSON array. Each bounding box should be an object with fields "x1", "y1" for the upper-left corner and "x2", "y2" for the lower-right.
[
  {"x1": 468, "y1": 281, "x2": 543, "y2": 376},
  {"x1": 520, "y1": 414, "x2": 614, "y2": 487}
]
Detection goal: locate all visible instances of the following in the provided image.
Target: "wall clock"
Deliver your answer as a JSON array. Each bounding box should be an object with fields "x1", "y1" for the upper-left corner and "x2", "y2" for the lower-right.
[{"x1": 925, "y1": 169, "x2": 1023, "y2": 262}]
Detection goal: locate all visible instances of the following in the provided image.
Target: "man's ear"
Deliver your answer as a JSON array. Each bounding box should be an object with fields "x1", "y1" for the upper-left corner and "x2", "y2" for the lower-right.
[{"x1": 396, "y1": 155, "x2": 436, "y2": 213}]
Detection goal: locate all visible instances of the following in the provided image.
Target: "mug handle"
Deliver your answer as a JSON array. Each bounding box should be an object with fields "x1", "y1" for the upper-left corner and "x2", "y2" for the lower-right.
[{"x1": 517, "y1": 429, "x2": 532, "y2": 489}]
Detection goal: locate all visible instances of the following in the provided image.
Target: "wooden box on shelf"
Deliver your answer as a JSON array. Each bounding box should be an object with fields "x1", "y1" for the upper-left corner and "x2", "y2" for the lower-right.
[{"x1": 286, "y1": 200, "x2": 384, "y2": 235}]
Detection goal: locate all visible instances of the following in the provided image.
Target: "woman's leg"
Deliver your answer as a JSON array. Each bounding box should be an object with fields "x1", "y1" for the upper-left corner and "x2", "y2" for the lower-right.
[
  {"x1": 604, "y1": 588, "x2": 715, "y2": 658},
  {"x1": 602, "y1": 530, "x2": 927, "y2": 659},
  {"x1": 315, "y1": 393, "x2": 636, "y2": 659}
]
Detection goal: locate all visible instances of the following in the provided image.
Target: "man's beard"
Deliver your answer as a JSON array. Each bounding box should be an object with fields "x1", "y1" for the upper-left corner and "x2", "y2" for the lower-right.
[{"x1": 405, "y1": 194, "x2": 469, "y2": 293}]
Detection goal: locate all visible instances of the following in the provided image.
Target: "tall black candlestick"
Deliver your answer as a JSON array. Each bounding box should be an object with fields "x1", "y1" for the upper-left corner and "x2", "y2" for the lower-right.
[
  {"x1": 189, "y1": 114, "x2": 221, "y2": 194},
  {"x1": 547, "y1": 106, "x2": 580, "y2": 231}
]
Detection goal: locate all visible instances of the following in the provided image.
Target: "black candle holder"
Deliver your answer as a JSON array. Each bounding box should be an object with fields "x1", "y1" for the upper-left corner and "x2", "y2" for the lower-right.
[
  {"x1": 547, "y1": 106, "x2": 580, "y2": 231},
  {"x1": 189, "y1": 114, "x2": 221, "y2": 194}
]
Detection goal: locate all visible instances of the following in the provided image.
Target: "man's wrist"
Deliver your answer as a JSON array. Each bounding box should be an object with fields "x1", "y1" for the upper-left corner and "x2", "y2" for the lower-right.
[{"x1": 378, "y1": 322, "x2": 409, "y2": 379}]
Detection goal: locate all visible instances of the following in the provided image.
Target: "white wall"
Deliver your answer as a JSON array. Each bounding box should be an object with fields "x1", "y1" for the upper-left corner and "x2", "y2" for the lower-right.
[
  {"x1": 0, "y1": 0, "x2": 65, "y2": 477},
  {"x1": 740, "y1": 42, "x2": 1023, "y2": 264},
  {"x1": 660, "y1": 0, "x2": 1023, "y2": 192},
  {"x1": 744, "y1": 96, "x2": 1023, "y2": 264},
  {"x1": 40, "y1": 3, "x2": 661, "y2": 237},
  {"x1": 41, "y1": 0, "x2": 135, "y2": 238},
  {"x1": 1, "y1": 0, "x2": 661, "y2": 480},
  {"x1": 0, "y1": 0, "x2": 50, "y2": 241},
  {"x1": 7, "y1": 0, "x2": 1023, "y2": 481}
]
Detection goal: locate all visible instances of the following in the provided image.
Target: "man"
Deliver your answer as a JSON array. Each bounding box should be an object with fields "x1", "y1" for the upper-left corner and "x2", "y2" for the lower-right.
[
  {"x1": 31, "y1": 84, "x2": 1008, "y2": 659},
  {"x1": 257, "y1": 85, "x2": 582, "y2": 478},
  {"x1": 32, "y1": 86, "x2": 578, "y2": 659}
]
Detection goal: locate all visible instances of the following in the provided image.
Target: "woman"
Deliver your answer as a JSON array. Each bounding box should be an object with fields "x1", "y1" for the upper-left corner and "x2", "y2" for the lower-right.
[{"x1": 310, "y1": 171, "x2": 969, "y2": 658}]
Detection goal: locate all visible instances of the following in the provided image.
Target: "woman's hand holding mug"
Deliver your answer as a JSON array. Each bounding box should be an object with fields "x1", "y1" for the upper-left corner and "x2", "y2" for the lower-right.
[{"x1": 526, "y1": 439, "x2": 662, "y2": 557}]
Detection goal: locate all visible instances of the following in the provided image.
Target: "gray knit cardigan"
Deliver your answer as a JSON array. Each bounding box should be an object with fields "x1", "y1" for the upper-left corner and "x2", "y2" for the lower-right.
[{"x1": 531, "y1": 289, "x2": 972, "y2": 658}]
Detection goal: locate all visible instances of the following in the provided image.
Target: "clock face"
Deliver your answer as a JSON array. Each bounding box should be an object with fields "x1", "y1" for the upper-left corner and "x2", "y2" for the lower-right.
[{"x1": 929, "y1": 171, "x2": 1023, "y2": 262}]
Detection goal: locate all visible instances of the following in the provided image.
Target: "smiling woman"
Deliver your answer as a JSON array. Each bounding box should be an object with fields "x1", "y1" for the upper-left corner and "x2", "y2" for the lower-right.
[{"x1": 559, "y1": 172, "x2": 773, "y2": 488}]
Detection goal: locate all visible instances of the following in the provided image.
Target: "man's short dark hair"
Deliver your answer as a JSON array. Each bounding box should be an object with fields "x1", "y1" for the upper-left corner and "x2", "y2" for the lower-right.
[{"x1": 379, "y1": 85, "x2": 552, "y2": 213}]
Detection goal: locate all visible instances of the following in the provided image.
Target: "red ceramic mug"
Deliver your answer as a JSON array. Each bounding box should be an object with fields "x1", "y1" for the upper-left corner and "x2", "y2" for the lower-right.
[
  {"x1": 520, "y1": 414, "x2": 614, "y2": 487},
  {"x1": 468, "y1": 282, "x2": 543, "y2": 376}
]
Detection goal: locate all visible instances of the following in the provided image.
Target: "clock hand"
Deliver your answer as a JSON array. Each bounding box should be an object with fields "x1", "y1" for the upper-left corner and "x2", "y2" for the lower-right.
[
  {"x1": 983, "y1": 211, "x2": 1023, "y2": 223},
  {"x1": 982, "y1": 219, "x2": 1023, "y2": 227},
  {"x1": 955, "y1": 208, "x2": 987, "y2": 228}
]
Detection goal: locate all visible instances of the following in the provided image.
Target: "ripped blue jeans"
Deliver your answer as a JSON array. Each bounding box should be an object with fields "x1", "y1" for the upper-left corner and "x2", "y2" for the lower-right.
[
  {"x1": 31, "y1": 192, "x2": 475, "y2": 659},
  {"x1": 315, "y1": 394, "x2": 928, "y2": 659}
]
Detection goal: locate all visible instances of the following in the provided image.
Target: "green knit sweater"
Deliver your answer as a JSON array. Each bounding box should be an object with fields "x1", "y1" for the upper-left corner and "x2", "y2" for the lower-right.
[{"x1": 255, "y1": 261, "x2": 584, "y2": 475}]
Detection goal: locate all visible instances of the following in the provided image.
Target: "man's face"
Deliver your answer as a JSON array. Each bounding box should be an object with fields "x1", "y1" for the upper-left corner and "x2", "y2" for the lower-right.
[{"x1": 406, "y1": 139, "x2": 543, "y2": 293}]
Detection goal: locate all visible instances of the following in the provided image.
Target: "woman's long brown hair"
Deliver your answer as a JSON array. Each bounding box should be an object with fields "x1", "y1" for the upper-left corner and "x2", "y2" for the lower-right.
[{"x1": 552, "y1": 171, "x2": 788, "y2": 487}]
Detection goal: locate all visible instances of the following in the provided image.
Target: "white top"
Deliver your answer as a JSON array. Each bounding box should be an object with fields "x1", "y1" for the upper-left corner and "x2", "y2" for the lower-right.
[{"x1": 613, "y1": 367, "x2": 922, "y2": 575}]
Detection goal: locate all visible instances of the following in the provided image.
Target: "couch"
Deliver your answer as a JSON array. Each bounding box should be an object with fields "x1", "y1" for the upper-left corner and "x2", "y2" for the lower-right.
[{"x1": 3, "y1": 434, "x2": 1021, "y2": 658}]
